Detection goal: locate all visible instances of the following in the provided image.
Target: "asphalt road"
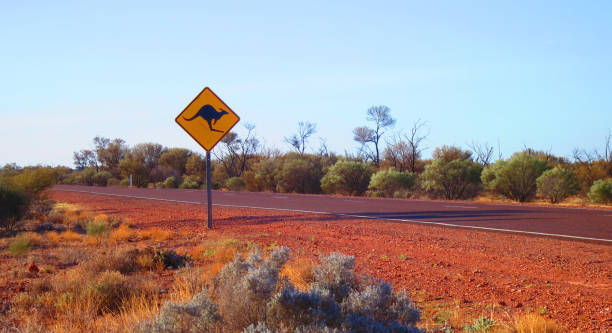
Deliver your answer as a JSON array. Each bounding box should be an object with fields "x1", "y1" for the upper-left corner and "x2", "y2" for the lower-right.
[{"x1": 53, "y1": 185, "x2": 612, "y2": 243}]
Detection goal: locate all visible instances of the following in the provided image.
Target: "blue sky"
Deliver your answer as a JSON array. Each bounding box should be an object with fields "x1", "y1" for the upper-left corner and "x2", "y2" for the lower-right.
[{"x1": 1, "y1": 1, "x2": 611, "y2": 167}]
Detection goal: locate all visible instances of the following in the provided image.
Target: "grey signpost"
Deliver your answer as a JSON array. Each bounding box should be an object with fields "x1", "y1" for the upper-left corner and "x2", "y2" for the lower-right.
[{"x1": 206, "y1": 152, "x2": 213, "y2": 229}]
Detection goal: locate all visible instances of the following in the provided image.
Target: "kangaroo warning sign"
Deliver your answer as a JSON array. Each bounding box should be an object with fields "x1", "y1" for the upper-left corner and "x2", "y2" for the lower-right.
[{"x1": 175, "y1": 87, "x2": 240, "y2": 151}]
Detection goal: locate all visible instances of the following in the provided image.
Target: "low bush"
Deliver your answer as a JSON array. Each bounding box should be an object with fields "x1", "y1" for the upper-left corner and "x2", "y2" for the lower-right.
[
  {"x1": 139, "y1": 291, "x2": 221, "y2": 332},
  {"x1": 536, "y1": 166, "x2": 579, "y2": 203},
  {"x1": 179, "y1": 180, "x2": 200, "y2": 189},
  {"x1": 143, "y1": 247, "x2": 421, "y2": 332},
  {"x1": 93, "y1": 171, "x2": 113, "y2": 186},
  {"x1": 107, "y1": 178, "x2": 121, "y2": 186},
  {"x1": 321, "y1": 160, "x2": 372, "y2": 196},
  {"x1": 589, "y1": 179, "x2": 612, "y2": 204},
  {"x1": 120, "y1": 178, "x2": 130, "y2": 186},
  {"x1": 421, "y1": 158, "x2": 482, "y2": 200},
  {"x1": 226, "y1": 177, "x2": 246, "y2": 191},
  {"x1": 163, "y1": 176, "x2": 179, "y2": 189},
  {"x1": 86, "y1": 218, "x2": 111, "y2": 237},
  {"x1": 0, "y1": 182, "x2": 28, "y2": 230},
  {"x1": 482, "y1": 153, "x2": 548, "y2": 202},
  {"x1": 276, "y1": 156, "x2": 325, "y2": 194},
  {"x1": 86, "y1": 270, "x2": 134, "y2": 314},
  {"x1": 8, "y1": 234, "x2": 36, "y2": 256},
  {"x1": 368, "y1": 168, "x2": 415, "y2": 198}
]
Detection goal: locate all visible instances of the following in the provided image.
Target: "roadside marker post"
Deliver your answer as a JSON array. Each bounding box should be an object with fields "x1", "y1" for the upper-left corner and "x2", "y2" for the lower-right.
[{"x1": 175, "y1": 87, "x2": 240, "y2": 229}]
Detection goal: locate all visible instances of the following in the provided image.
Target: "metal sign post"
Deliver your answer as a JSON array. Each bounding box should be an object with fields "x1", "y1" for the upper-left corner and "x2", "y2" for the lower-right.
[
  {"x1": 206, "y1": 151, "x2": 213, "y2": 229},
  {"x1": 175, "y1": 87, "x2": 240, "y2": 229}
]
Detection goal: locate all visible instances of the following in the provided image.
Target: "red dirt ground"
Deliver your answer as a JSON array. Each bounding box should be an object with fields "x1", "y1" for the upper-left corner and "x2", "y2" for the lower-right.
[{"x1": 49, "y1": 191, "x2": 612, "y2": 332}]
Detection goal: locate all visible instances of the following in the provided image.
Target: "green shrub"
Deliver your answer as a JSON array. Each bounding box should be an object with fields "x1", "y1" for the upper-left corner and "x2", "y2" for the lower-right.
[
  {"x1": 320, "y1": 160, "x2": 372, "y2": 196},
  {"x1": 482, "y1": 152, "x2": 548, "y2": 202},
  {"x1": 420, "y1": 158, "x2": 482, "y2": 200},
  {"x1": 86, "y1": 220, "x2": 111, "y2": 237},
  {"x1": 179, "y1": 180, "x2": 200, "y2": 189},
  {"x1": 107, "y1": 178, "x2": 121, "y2": 186},
  {"x1": 93, "y1": 171, "x2": 113, "y2": 186},
  {"x1": 536, "y1": 166, "x2": 580, "y2": 203},
  {"x1": 589, "y1": 179, "x2": 612, "y2": 204},
  {"x1": 0, "y1": 182, "x2": 28, "y2": 230},
  {"x1": 76, "y1": 168, "x2": 96, "y2": 186},
  {"x1": 120, "y1": 178, "x2": 130, "y2": 187},
  {"x1": 464, "y1": 317, "x2": 496, "y2": 333},
  {"x1": 7, "y1": 167, "x2": 57, "y2": 196},
  {"x1": 368, "y1": 168, "x2": 415, "y2": 197},
  {"x1": 163, "y1": 176, "x2": 179, "y2": 189},
  {"x1": 254, "y1": 158, "x2": 281, "y2": 192},
  {"x1": 8, "y1": 235, "x2": 34, "y2": 256},
  {"x1": 276, "y1": 157, "x2": 323, "y2": 194},
  {"x1": 226, "y1": 177, "x2": 246, "y2": 191},
  {"x1": 242, "y1": 171, "x2": 260, "y2": 192}
]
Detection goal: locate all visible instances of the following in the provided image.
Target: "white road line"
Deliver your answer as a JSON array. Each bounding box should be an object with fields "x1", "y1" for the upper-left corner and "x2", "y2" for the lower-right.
[
  {"x1": 343, "y1": 200, "x2": 362, "y2": 203},
  {"x1": 444, "y1": 205, "x2": 478, "y2": 209},
  {"x1": 272, "y1": 196, "x2": 288, "y2": 199},
  {"x1": 54, "y1": 188, "x2": 612, "y2": 243}
]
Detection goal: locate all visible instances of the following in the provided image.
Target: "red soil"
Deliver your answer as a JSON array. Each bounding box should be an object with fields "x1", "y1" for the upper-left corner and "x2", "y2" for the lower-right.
[{"x1": 49, "y1": 191, "x2": 612, "y2": 332}]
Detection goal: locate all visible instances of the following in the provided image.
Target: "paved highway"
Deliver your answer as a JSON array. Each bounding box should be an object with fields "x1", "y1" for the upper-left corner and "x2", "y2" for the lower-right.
[{"x1": 53, "y1": 185, "x2": 612, "y2": 243}]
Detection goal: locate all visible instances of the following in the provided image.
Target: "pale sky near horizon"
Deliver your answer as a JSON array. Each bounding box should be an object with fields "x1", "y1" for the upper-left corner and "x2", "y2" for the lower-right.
[{"x1": 1, "y1": 1, "x2": 611, "y2": 167}]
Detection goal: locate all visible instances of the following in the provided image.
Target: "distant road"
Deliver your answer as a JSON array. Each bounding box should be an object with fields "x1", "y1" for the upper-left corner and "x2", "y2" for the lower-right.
[{"x1": 53, "y1": 185, "x2": 612, "y2": 243}]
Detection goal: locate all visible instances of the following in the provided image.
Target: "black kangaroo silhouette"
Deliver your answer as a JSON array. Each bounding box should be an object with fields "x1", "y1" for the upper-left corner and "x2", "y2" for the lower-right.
[{"x1": 183, "y1": 104, "x2": 228, "y2": 132}]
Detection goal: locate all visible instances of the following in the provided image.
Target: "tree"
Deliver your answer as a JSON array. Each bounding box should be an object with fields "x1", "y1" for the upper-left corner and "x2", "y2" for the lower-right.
[
  {"x1": 468, "y1": 141, "x2": 495, "y2": 166},
  {"x1": 536, "y1": 166, "x2": 579, "y2": 203},
  {"x1": 159, "y1": 148, "x2": 192, "y2": 175},
  {"x1": 185, "y1": 154, "x2": 205, "y2": 179},
  {"x1": 131, "y1": 143, "x2": 166, "y2": 172},
  {"x1": 93, "y1": 137, "x2": 127, "y2": 176},
  {"x1": 73, "y1": 149, "x2": 97, "y2": 171},
  {"x1": 384, "y1": 121, "x2": 428, "y2": 173},
  {"x1": 482, "y1": 152, "x2": 548, "y2": 202},
  {"x1": 285, "y1": 121, "x2": 316, "y2": 154},
  {"x1": 353, "y1": 105, "x2": 395, "y2": 167},
  {"x1": 320, "y1": 160, "x2": 373, "y2": 196},
  {"x1": 214, "y1": 123, "x2": 260, "y2": 177},
  {"x1": 420, "y1": 158, "x2": 482, "y2": 200},
  {"x1": 119, "y1": 152, "x2": 149, "y2": 187}
]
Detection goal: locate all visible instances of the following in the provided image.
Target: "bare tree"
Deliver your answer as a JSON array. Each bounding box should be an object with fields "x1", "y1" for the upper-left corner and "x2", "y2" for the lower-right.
[
  {"x1": 353, "y1": 126, "x2": 376, "y2": 162},
  {"x1": 285, "y1": 121, "x2": 316, "y2": 154},
  {"x1": 468, "y1": 141, "x2": 495, "y2": 166},
  {"x1": 317, "y1": 137, "x2": 329, "y2": 157},
  {"x1": 73, "y1": 149, "x2": 97, "y2": 171},
  {"x1": 214, "y1": 123, "x2": 260, "y2": 177},
  {"x1": 353, "y1": 105, "x2": 395, "y2": 166},
  {"x1": 573, "y1": 130, "x2": 612, "y2": 163},
  {"x1": 404, "y1": 119, "x2": 428, "y2": 172}
]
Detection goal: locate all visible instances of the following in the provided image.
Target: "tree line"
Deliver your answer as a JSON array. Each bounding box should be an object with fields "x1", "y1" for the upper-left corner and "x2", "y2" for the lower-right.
[{"x1": 4, "y1": 105, "x2": 612, "y2": 208}]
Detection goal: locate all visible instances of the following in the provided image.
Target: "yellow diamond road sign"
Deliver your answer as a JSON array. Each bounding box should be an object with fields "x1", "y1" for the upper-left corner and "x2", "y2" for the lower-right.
[{"x1": 175, "y1": 87, "x2": 240, "y2": 151}]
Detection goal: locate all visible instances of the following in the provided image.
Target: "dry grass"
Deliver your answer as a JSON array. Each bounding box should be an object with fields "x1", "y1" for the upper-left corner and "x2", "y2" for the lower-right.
[
  {"x1": 137, "y1": 228, "x2": 171, "y2": 242},
  {"x1": 19, "y1": 232, "x2": 44, "y2": 246},
  {"x1": 60, "y1": 230, "x2": 83, "y2": 242},
  {"x1": 46, "y1": 231, "x2": 61, "y2": 245},
  {"x1": 281, "y1": 257, "x2": 314, "y2": 291},
  {"x1": 169, "y1": 266, "x2": 207, "y2": 303},
  {"x1": 505, "y1": 314, "x2": 565, "y2": 333},
  {"x1": 110, "y1": 224, "x2": 133, "y2": 242}
]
